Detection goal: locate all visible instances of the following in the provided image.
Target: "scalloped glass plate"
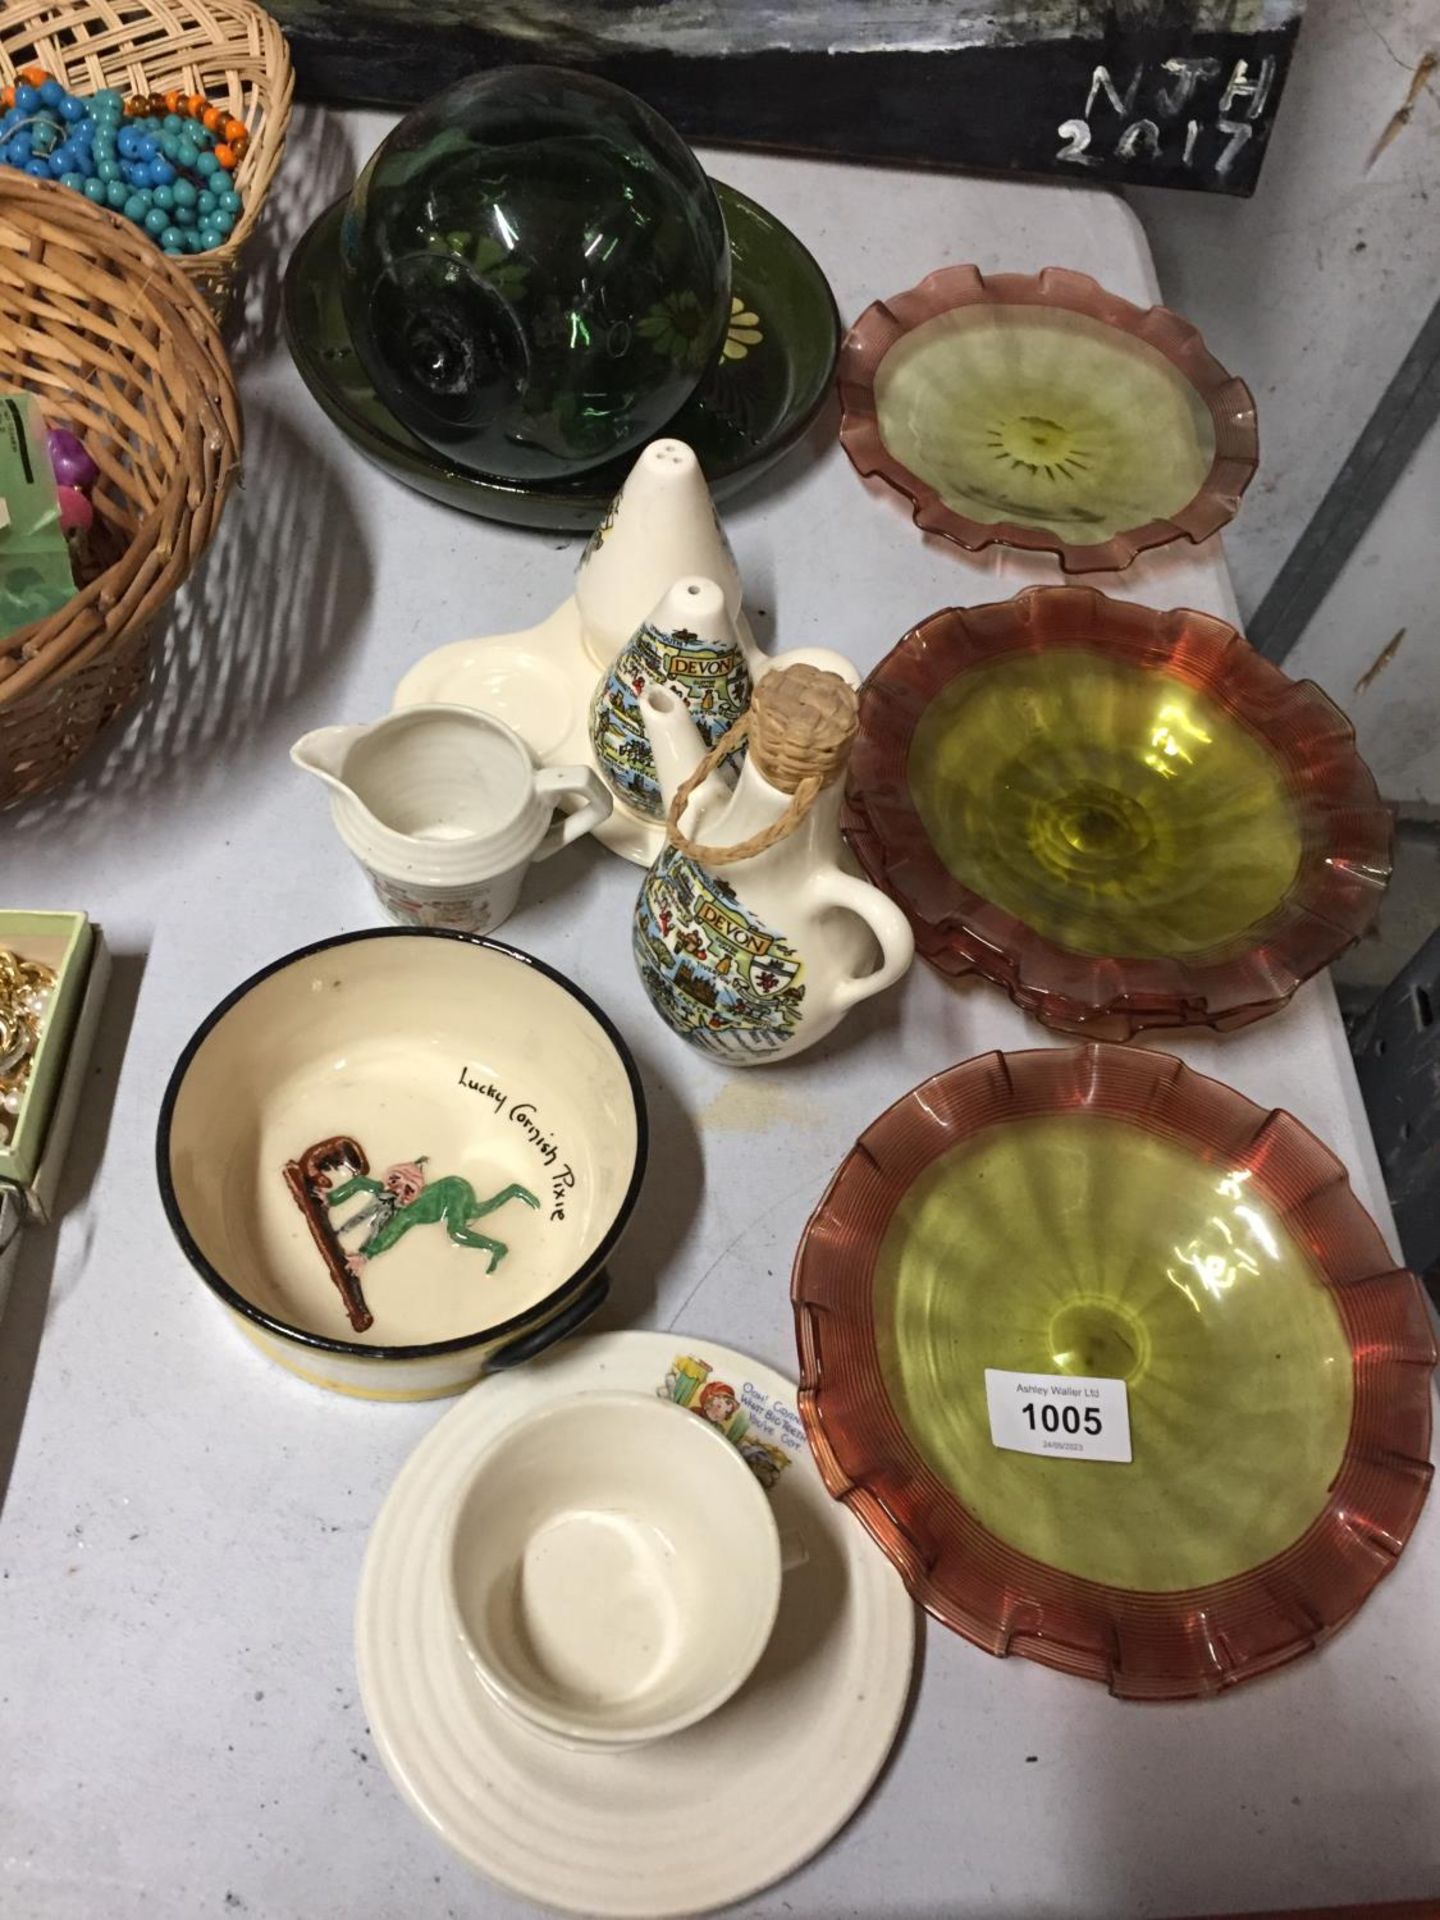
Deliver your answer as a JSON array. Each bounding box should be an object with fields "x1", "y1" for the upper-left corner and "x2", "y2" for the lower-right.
[
  {"x1": 792, "y1": 1043, "x2": 1436, "y2": 1701},
  {"x1": 843, "y1": 586, "x2": 1392, "y2": 1040},
  {"x1": 838, "y1": 265, "x2": 1258, "y2": 573}
]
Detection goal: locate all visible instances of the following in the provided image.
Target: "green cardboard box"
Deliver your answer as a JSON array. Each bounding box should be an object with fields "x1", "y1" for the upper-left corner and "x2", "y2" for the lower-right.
[{"x1": 0, "y1": 911, "x2": 94, "y2": 1195}]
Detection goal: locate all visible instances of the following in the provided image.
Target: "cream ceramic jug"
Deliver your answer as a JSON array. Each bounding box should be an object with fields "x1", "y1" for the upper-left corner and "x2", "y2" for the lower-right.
[
  {"x1": 292, "y1": 705, "x2": 610, "y2": 934},
  {"x1": 632, "y1": 665, "x2": 914, "y2": 1064}
]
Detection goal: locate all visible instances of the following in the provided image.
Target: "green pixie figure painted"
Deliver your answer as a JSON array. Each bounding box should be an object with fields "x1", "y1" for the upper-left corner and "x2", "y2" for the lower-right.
[{"x1": 326, "y1": 1159, "x2": 539, "y2": 1277}]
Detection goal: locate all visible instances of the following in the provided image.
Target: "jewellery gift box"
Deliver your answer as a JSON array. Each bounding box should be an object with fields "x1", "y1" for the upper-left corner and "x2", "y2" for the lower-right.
[{"x1": 0, "y1": 910, "x2": 110, "y2": 1229}]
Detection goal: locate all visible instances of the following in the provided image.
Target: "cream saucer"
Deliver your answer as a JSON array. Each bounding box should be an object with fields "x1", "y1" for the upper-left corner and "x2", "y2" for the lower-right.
[
  {"x1": 393, "y1": 602, "x2": 860, "y2": 868},
  {"x1": 356, "y1": 1330, "x2": 916, "y2": 1917}
]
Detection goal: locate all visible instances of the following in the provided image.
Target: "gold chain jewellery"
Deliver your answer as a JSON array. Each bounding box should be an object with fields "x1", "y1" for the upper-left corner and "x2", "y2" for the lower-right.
[{"x1": 0, "y1": 949, "x2": 57, "y2": 1119}]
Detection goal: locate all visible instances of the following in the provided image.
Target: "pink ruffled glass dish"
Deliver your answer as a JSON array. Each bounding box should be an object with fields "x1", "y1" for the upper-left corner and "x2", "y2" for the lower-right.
[
  {"x1": 839, "y1": 265, "x2": 1259, "y2": 574},
  {"x1": 793, "y1": 1042, "x2": 1436, "y2": 1700},
  {"x1": 843, "y1": 587, "x2": 1392, "y2": 1041}
]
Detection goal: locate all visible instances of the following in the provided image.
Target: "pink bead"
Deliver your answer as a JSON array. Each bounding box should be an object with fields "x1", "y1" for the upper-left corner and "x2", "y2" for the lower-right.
[{"x1": 56, "y1": 484, "x2": 94, "y2": 533}]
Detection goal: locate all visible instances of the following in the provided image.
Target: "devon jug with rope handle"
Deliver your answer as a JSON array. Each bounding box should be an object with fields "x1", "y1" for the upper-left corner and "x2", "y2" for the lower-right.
[{"x1": 632, "y1": 664, "x2": 914, "y2": 1064}]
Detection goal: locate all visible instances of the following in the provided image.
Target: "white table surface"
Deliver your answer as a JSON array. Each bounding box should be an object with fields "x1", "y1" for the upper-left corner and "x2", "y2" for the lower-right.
[{"x1": 2, "y1": 108, "x2": 1435, "y2": 1920}]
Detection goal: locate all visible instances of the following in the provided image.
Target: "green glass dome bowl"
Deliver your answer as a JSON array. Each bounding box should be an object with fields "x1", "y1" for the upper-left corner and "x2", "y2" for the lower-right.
[
  {"x1": 843, "y1": 587, "x2": 1392, "y2": 1040},
  {"x1": 793, "y1": 1043, "x2": 1435, "y2": 1700},
  {"x1": 338, "y1": 66, "x2": 730, "y2": 484},
  {"x1": 285, "y1": 183, "x2": 838, "y2": 531},
  {"x1": 839, "y1": 265, "x2": 1258, "y2": 573}
]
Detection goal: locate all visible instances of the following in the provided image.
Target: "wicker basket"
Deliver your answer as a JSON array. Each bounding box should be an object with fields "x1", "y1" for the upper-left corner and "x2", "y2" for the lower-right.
[
  {"x1": 1, "y1": 0, "x2": 293, "y2": 316},
  {"x1": 0, "y1": 173, "x2": 241, "y2": 807}
]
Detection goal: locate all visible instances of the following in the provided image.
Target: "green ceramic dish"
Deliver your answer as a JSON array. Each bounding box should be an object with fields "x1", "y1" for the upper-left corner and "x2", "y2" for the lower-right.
[{"x1": 283, "y1": 183, "x2": 839, "y2": 531}]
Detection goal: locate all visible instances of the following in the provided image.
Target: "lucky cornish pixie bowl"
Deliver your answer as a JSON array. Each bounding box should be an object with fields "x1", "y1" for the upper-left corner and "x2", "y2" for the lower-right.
[{"x1": 158, "y1": 929, "x2": 646, "y2": 1399}]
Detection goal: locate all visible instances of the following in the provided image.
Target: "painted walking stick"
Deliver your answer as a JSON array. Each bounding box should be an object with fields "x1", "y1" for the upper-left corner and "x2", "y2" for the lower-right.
[{"x1": 283, "y1": 1136, "x2": 375, "y2": 1333}]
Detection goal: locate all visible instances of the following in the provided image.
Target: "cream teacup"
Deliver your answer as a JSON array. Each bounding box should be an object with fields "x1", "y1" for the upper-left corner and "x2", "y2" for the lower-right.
[{"x1": 445, "y1": 1390, "x2": 782, "y2": 1751}]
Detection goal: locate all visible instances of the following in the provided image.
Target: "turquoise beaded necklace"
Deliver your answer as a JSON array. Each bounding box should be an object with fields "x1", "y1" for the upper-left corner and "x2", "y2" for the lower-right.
[{"x1": 0, "y1": 73, "x2": 244, "y2": 256}]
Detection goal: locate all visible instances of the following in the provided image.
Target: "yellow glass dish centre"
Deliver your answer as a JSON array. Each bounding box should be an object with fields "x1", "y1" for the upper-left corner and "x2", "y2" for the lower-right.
[
  {"x1": 908, "y1": 648, "x2": 1304, "y2": 958},
  {"x1": 873, "y1": 1115, "x2": 1355, "y2": 1593},
  {"x1": 993, "y1": 412, "x2": 1081, "y2": 475},
  {"x1": 874, "y1": 304, "x2": 1217, "y2": 543}
]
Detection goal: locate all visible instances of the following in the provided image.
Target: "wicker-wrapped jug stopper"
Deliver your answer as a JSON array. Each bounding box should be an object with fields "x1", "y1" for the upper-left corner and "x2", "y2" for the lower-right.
[
  {"x1": 664, "y1": 664, "x2": 860, "y2": 867},
  {"x1": 747, "y1": 665, "x2": 858, "y2": 795}
]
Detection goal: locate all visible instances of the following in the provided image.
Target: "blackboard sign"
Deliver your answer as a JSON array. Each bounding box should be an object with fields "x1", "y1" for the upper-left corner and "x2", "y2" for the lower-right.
[{"x1": 276, "y1": 0, "x2": 1305, "y2": 197}]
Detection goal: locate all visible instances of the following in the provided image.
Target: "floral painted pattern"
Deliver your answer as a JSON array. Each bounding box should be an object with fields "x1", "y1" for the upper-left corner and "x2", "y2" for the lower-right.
[
  {"x1": 637, "y1": 290, "x2": 713, "y2": 373},
  {"x1": 722, "y1": 295, "x2": 763, "y2": 361}
]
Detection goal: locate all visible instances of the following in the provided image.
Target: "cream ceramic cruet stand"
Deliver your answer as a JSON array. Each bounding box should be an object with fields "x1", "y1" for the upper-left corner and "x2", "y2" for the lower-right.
[
  {"x1": 395, "y1": 437, "x2": 858, "y2": 867},
  {"x1": 634, "y1": 664, "x2": 915, "y2": 1063}
]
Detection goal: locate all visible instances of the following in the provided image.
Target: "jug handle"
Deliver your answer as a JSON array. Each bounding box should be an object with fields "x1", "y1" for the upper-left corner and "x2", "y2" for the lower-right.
[
  {"x1": 810, "y1": 869, "x2": 915, "y2": 1012},
  {"x1": 534, "y1": 765, "x2": 613, "y2": 860}
]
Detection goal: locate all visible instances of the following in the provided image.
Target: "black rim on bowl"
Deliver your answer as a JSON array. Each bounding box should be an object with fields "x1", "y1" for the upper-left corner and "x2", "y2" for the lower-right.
[{"x1": 156, "y1": 928, "x2": 650, "y2": 1361}]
